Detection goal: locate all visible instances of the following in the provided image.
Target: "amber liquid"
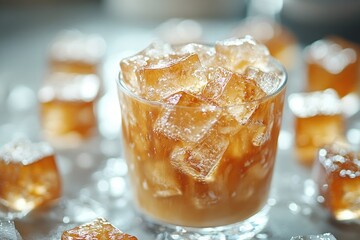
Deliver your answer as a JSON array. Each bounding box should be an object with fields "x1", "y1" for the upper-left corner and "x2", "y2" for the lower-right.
[{"x1": 119, "y1": 85, "x2": 285, "y2": 227}]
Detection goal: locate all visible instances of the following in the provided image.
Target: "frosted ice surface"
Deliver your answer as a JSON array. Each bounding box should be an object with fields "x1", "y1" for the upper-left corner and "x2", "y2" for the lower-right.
[
  {"x1": 244, "y1": 66, "x2": 281, "y2": 95},
  {"x1": 288, "y1": 89, "x2": 342, "y2": 118},
  {"x1": 137, "y1": 54, "x2": 207, "y2": 101},
  {"x1": 0, "y1": 138, "x2": 53, "y2": 165}
]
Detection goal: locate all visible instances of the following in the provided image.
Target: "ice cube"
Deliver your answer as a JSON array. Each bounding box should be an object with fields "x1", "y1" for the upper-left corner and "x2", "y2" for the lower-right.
[
  {"x1": 313, "y1": 142, "x2": 360, "y2": 221},
  {"x1": 215, "y1": 35, "x2": 270, "y2": 73},
  {"x1": 201, "y1": 67, "x2": 234, "y2": 101},
  {"x1": 232, "y1": 16, "x2": 298, "y2": 69},
  {"x1": 154, "y1": 91, "x2": 221, "y2": 143},
  {"x1": 137, "y1": 54, "x2": 207, "y2": 101},
  {"x1": 61, "y1": 217, "x2": 138, "y2": 240},
  {"x1": 176, "y1": 43, "x2": 216, "y2": 66},
  {"x1": 170, "y1": 129, "x2": 229, "y2": 181},
  {"x1": 290, "y1": 233, "x2": 337, "y2": 240},
  {"x1": 0, "y1": 138, "x2": 61, "y2": 218},
  {"x1": 140, "y1": 41, "x2": 175, "y2": 60},
  {"x1": 143, "y1": 160, "x2": 182, "y2": 198},
  {"x1": 244, "y1": 66, "x2": 281, "y2": 95},
  {"x1": 289, "y1": 90, "x2": 345, "y2": 165},
  {"x1": 120, "y1": 54, "x2": 149, "y2": 93},
  {"x1": 39, "y1": 72, "x2": 100, "y2": 147},
  {"x1": 305, "y1": 37, "x2": 359, "y2": 97},
  {"x1": 0, "y1": 219, "x2": 23, "y2": 240},
  {"x1": 210, "y1": 72, "x2": 266, "y2": 125},
  {"x1": 49, "y1": 29, "x2": 106, "y2": 74}
]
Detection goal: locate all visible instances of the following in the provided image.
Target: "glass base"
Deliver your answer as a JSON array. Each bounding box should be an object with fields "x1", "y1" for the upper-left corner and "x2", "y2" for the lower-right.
[{"x1": 143, "y1": 204, "x2": 270, "y2": 240}]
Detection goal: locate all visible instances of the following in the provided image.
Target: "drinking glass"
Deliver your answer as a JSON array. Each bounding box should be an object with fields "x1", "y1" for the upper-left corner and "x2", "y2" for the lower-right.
[{"x1": 117, "y1": 58, "x2": 287, "y2": 239}]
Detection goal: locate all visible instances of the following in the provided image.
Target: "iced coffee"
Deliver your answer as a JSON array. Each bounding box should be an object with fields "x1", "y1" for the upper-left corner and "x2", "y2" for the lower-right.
[{"x1": 118, "y1": 36, "x2": 287, "y2": 234}]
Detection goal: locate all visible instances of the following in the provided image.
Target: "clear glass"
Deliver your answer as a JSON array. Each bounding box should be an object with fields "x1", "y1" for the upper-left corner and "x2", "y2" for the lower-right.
[{"x1": 117, "y1": 58, "x2": 287, "y2": 239}]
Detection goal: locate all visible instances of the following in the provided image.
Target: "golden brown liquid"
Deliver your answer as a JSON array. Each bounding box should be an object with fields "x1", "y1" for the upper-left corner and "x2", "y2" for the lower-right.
[
  {"x1": 0, "y1": 155, "x2": 61, "y2": 213},
  {"x1": 120, "y1": 85, "x2": 285, "y2": 227}
]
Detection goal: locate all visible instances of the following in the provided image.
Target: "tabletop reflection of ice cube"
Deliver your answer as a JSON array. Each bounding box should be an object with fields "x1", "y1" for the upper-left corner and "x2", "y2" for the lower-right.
[{"x1": 0, "y1": 219, "x2": 23, "y2": 240}]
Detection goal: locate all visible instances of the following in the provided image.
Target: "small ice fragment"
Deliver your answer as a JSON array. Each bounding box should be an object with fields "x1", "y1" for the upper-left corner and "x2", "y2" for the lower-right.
[{"x1": 290, "y1": 233, "x2": 337, "y2": 240}]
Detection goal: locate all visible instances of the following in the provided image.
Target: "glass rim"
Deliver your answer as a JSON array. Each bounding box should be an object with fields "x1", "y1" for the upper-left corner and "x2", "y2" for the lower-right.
[{"x1": 117, "y1": 57, "x2": 287, "y2": 109}]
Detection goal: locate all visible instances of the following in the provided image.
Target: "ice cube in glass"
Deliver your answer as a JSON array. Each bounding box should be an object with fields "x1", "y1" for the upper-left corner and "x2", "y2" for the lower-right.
[{"x1": 233, "y1": 17, "x2": 298, "y2": 70}]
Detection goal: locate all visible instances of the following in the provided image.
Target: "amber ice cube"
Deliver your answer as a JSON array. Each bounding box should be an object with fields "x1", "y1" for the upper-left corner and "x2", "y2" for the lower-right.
[
  {"x1": 175, "y1": 43, "x2": 216, "y2": 67},
  {"x1": 0, "y1": 138, "x2": 61, "y2": 219},
  {"x1": 215, "y1": 35, "x2": 270, "y2": 73},
  {"x1": 49, "y1": 30, "x2": 106, "y2": 74},
  {"x1": 313, "y1": 142, "x2": 360, "y2": 221},
  {"x1": 305, "y1": 36, "x2": 360, "y2": 98},
  {"x1": 291, "y1": 233, "x2": 337, "y2": 240},
  {"x1": 61, "y1": 217, "x2": 138, "y2": 240},
  {"x1": 233, "y1": 17, "x2": 298, "y2": 70},
  {"x1": 154, "y1": 91, "x2": 221, "y2": 143},
  {"x1": 289, "y1": 89, "x2": 345, "y2": 166},
  {"x1": 120, "y1": 42, "x2": 175, "y2": 94},
  {"x1": 39, "y1": 72, "x2": 100, "y2": 148},
  {"x1": 137, "y1": 53, "x2": 207, "y2": 101}
]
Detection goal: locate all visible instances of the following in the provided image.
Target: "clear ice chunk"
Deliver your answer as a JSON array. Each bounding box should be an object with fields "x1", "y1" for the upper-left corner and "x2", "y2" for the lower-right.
[
  {"x1": 210, "y1": 72, "x2": 266, "y2": 125},
  {"x1": 176, "y1": 43, "x2": 216, "y2": 66},
  {"x1": 137, "y1": 54, "x2": 207, "y2": 101},
  {"x1": 215, "y1": 35, "x2": 270, "y2": 72},
  {"x1": 290, "y1": 233, "x2": 337, "y2": 240},
  {"x1": 244, "y1": 66, "x2": 281, "y2": 95}
]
